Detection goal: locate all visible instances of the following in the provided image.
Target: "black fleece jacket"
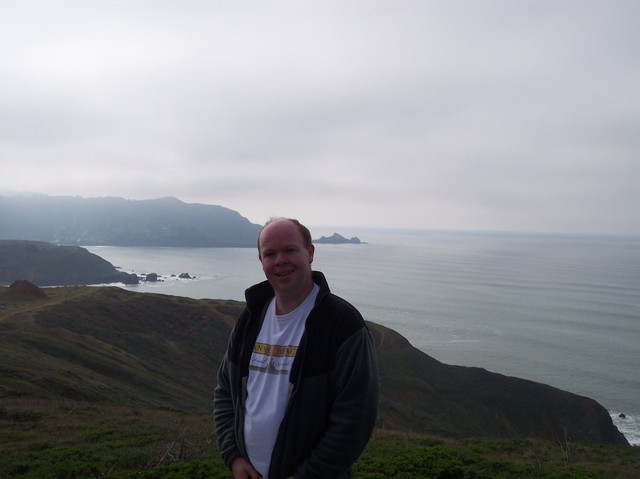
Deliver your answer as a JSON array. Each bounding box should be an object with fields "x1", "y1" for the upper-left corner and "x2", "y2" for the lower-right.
[{"x1": 213, "y1": 271, "x2": 379, "y2": 479}]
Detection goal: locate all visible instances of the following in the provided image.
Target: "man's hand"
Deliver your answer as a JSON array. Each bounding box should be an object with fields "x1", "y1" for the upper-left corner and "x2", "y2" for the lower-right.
[{"x1": 231, "y1": 457, "x2": 261, "y2": 479}]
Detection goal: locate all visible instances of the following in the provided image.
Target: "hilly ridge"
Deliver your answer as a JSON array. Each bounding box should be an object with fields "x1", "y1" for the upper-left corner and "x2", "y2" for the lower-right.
[
  {"x1": 0, "y1": 195, "x2": 261, "y2": 247},
  {"x1": 0, "y1": 284, "x2": 627, "y2": 446}
]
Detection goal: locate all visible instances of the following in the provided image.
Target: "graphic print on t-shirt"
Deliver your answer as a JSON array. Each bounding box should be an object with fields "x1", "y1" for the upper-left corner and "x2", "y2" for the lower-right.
[{"x1": 249, "y1": 342, "x2": 298, "y2": 375}]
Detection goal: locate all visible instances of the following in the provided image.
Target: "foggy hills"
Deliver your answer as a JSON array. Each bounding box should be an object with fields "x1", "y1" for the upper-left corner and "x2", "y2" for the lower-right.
[{"x1": 0, "y1": 194, "x2": 261, "y2": 247}]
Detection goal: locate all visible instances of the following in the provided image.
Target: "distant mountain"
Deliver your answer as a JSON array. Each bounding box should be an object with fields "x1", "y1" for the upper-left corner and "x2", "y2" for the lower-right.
[
  {"x1": 314, "y1": 233, "x2": 363, "y2": 244},
  {"x1": 0, "y1": 194, "x2": 261, "y2": 247},
  {"x1": 0, "y1": 240, "x2": 138, "y2": 286},
  {"x1": 0, "y1": 283, "x2": 627, "y2": 445}
]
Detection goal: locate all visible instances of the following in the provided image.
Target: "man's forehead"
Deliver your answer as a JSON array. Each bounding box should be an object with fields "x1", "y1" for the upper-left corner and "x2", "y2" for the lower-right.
[
  {"x1": 263, "y1": 219, "x2": 296, "y2": 235},
  {"x1": 260, "y1": 220, "x2": 304, "y2": 245}
]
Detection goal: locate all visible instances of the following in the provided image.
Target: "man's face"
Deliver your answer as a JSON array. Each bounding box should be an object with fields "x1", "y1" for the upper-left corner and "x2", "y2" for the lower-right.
[{"x1": 258, "y1": 219, "x2": 315, "y2": 304}]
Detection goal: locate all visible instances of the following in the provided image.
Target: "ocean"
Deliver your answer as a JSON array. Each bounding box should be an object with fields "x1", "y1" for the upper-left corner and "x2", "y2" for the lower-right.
[{"x1": 85, "y1": 229, "x2": 640, "y2": 445}]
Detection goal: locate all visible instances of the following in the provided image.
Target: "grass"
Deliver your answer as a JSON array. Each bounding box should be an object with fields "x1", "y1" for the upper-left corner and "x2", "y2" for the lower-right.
[
  {"x1": 1, "y1": 399, "x2": 638, "y2": 479},
  {"x1": 0, "y1": 399, "x2": 228, "y2": 479}
]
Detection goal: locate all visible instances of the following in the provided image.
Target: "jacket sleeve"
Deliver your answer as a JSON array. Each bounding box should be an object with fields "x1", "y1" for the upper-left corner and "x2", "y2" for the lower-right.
[
  {"x1": 213, "y1": 342, "x2": 242, "y2": 468},
  {"x1": 296, "y1": 327, "x2": 380, "y2": 478}
]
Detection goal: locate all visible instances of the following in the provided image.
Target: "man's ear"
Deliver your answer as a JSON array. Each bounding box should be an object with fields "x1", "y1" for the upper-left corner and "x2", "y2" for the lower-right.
[{"x1": 308, "y1": 244, "x2": 315, "y2": 263}]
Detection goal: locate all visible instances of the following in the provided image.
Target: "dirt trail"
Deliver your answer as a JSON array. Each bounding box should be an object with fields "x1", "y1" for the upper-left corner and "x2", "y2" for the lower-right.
[{"x1": 0, "y1": 286, "x2": 94, "y2": 323}]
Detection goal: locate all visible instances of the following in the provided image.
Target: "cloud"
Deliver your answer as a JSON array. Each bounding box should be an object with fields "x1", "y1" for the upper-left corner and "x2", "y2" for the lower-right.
[{"x1": 1, "y1": 0, "x2": 638, "y2": 234}]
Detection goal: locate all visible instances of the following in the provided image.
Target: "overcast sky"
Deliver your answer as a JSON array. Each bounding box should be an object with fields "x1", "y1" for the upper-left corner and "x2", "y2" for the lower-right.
[{"x1": 1, "y1": 1, "x2": 638, "y2": 235}]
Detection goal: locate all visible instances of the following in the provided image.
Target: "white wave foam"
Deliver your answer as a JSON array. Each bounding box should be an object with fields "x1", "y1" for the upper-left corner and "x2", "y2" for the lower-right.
[{"x1": 611, "y1": 412, "x2": 640, "y2": 446}]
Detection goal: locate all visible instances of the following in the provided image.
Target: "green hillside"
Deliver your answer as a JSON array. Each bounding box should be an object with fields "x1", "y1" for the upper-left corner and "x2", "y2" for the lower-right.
[
  {"x1": 0, "y1": 285, "x2": 232, "y2": 409},
  {"x1": 0, "y1": 284, "x2": 627, "y2": 444},
  {"x1": 1, "y1": 283, "x2": 637, "y2": 477}
]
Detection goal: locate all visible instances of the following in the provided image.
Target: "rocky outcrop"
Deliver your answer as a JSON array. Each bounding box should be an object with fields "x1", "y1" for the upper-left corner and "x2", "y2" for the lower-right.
[
  {"x1": 314, "y1": 233, "x2": 363, "y2": 244},
  {"x1": 8, "y1": 280, "x2": 47, "y2": 299}
]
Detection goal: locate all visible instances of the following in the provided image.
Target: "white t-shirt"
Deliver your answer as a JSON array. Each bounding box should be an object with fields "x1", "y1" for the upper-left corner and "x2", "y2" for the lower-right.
[{"x1": 244, "y1": 284, "x2": 320, "y2": 477}]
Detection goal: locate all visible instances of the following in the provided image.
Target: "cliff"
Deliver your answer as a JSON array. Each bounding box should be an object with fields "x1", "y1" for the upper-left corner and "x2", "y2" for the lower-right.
[{"x1": 372, "y1": 322, "x2": 627, "y2": 444}]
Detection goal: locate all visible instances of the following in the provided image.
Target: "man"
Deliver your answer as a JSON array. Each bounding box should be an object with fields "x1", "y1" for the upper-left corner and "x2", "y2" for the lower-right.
[{"x1": 214, "y1": 217, "x2": 379, "y2": 478}]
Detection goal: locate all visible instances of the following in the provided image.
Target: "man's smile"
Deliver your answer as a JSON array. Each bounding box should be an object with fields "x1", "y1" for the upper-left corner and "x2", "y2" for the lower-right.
[{"x1": 275, "y1": 270, "x2": 294, "y2": 277}]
